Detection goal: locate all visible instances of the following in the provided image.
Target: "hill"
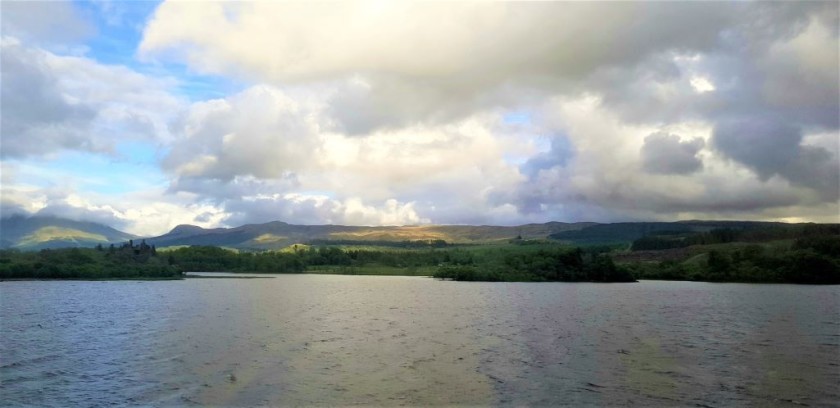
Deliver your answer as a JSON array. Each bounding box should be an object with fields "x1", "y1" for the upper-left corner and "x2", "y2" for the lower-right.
[
  {"x1": 547, "y1": 220, "x2": 796, "y2": 245},
  {"x1": 4, "y1": 215, "x2": 833, "y2": 253},
  {"x1": 145, "y1": 221, "x2": 595, "y2": 250},
  {"x1": 614, "y1": 225, "x2": 840, "y2": 284},
  {"x1": 0, "y1": 215, "x2": 137, "y2": 250}
]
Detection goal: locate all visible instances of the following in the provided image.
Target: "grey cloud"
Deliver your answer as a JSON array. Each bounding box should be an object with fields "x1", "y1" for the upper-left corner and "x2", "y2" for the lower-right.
[
  {"x1": 489, "y1": 165, "x2": 573, "y2": 217},
  {"x1": 504, "y1": 167, "x2": 808, "y2": 224},
  {"x1": 496, "y1": 187, "x2": 547, "y2": 217},
  {"x1": 1, "y1": 40, "x2": 97, "y2": 157},
  {"x1": 167, "y1": 174, "x2": 300, "y2": 201},
  {"x1": 35, "y1": 202, "x2": 129, "y2": 231},
  {"x1": 1, "y1": 38, "x2": 185, "y2": 158},
  {"x1": 521, "y1": 136, "x2": 574, "y2": 179},
  {"x1": 712, "y1": 119, "x2": 801, "y2": 180},
  {"x1": 326, "y1": 74, "x2": 526, "y2": 136},
  {"x1": 326, "y1": 76, "x2": 454, "y2": 135},
  {"x1": 526, "y1": 1, "x2": 837, "y2": 165},
  {"x1": 633, "y1": 184, "x2": 803, "y2": 214},
  {"x1": 1, "y1": 2, "x2": 93, "y2": 46},
  {"x1": 329, "y1": 3, "x2": 832, "y2": 136},
  {"x1": 641, "y1": 132, "x2": 704, "y2": 175},
  {"x1": 193, "y1": 212, "x2": 217, "y2": 223},
  {"x1": 143, "y1": 2, "x2": 737, "y2": 83},
  {"x1": 142, "y1": 2, "x2": 741, "y2": 133},
  {"x1": 0, "y1": 200, "x2": 30, "y2": 219},
  {"x1": 782, "y1": 146, "x2": 840, "y2": 201},
  {"x1": 711, "y1": 119, "x2": 840, "y2": 201},
  {"x1": 712, "y1": 118, "x2": 802, "y2": 175},
  {"x1": 492, "y1": 182, "x2": 630, "y2": 223}
]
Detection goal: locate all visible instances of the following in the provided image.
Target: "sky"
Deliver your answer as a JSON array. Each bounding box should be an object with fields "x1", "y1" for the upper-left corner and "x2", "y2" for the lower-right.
[{"x1": 1, "y1": 1, "x2": 838, "y2": 236}]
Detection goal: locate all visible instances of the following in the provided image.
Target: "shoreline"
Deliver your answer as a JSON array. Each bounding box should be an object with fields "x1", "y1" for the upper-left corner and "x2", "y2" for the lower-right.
[
  {"x1": 3, "y1": 273, "x2": 837, "y2": 284},
  {"x1": 0, "y1": 277, "x2": 184, "y2": 282}
]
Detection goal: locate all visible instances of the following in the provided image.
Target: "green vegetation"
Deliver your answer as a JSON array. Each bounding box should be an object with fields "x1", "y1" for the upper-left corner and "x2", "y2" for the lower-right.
[
  {"x1": 16, "y1": 227, "x2": 109, "y2": 248},
  {"x1": 623, "y1": 233, "x2": 840, "y2": 284},
  {"x1": 165, "y1": 245, "x2": 464, "y2": 274},
  {"x1": 1, "y1": 215, "x2": 136, "y2": 250},
  {"x1": 549, "y1": 220, "x2": 802, "y2": 246},
  {"x1": 2, "y1": 223, "x2": 836, "y2": 284},
  {"x1": 307, "y1": 239, "x2": 450, "y2": 248},
  {"x1": 433, "y1": 247, "x2": 635, "y2": 282},
  {"x1": 0, "y1": 240, "x2": 181, "y2": 280},
  {"x1": 162, "y1": 243, "x2": 635, "y2": 282},
  {"x1": 629, "y1": 224, "x2": 838, "y2": 251}
]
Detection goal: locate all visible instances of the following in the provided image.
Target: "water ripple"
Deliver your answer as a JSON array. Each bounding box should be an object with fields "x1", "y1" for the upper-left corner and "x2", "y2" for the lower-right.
[{"x1": 1, "y1": 278, "x2": 838, "y2": 406}]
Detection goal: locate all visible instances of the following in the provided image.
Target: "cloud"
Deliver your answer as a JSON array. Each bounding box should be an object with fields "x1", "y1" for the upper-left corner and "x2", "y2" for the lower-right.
[
  {"x1": 139, "y1": 2, "x2": 743, "y2": 133},
  {"x1": 5, "y1": 1, "x2": 838, "y2": 231},
  {"x1": 143, "y1": 0, "x2": 838, "y2": 226},
  {"x1": 167, "y1": 175, "x2": 300, "y2": 203},
  {"x1": 138, "y1": 1, "x2": 836, "y2": 133},
  {"x1": 0, "y1": 183, "x2": 228, "y2": 236},
  {"x1": 782, "y1": 146, "x2": 840, "y2": 201},
  {"x1": 161, "y1": 81, "x2": 834, "y2": 227},
  {"x1": 711, "y1": 118, "x2": 839, "y2": 200},
  {"x1": 499, "y1": 95, "x2": 838, "y2": 223},
  {"x1": 162, "y1": 86, "x2": 321, "y2": 181},
  {"x1": 0, "y1": 38, "x2": 98, "y2": 157},
  {"x1": 0, "y1": 1, "x2": 94, "y2": 47},
  {"x1": 564, "y1": 4, "x2": 839, "y2": 134},
  {"x1": 162, "y1": 84, "x2": 532, "y2": 226},
  {"x1": 711, "y1": 118, "x2": 801, "y2": 180},
  {"x1": 1, "y1": 37, "x2": 184, "y2": 158},
  {"x1": 519, "y1": 136, "x2": 575, "y2": 181},
  {"x1": 641, "y1": 132, "x2": 705, "y2": 175},
  {"x1": 141, "y1": 2, "x2": 735, "y2": 82},
  {"x1": 0, "y1": 200, "x2": 30, "y2": 219},
  {"x1": 34, "y1": 197, "x2": 127, "y2": 230},
  {"x1": 225, "y1": 194, "x2": 428, "y2": 227},
  {"x1": 761, "y1": 12, "x2": 839, "y2": 109},
  {"x1": 0, "y1": 181, "x2": 134, "y2": 229}
]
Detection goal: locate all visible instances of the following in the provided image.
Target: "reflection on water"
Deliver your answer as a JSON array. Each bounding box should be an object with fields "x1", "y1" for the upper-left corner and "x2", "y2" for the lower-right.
[{"x1": 1, "y1": 276, "x2": 838, "y2": 406}]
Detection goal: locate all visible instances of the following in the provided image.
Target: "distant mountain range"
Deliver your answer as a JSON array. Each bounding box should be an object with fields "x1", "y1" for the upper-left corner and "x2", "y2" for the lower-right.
[
  {"x1": 0, "y1": 214, "x2": 822, "y2": 251},
  {"x1": 0, "y1": 215, "x2": 137, "y2": 250},
  {"x1": 142, "y1": 221, "x2": 595, "y2": 249}
]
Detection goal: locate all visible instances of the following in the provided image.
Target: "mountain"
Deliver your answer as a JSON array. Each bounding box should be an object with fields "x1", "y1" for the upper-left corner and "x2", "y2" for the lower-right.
[
  {"x1": 0, "y1": 215, "x2": 137, "y2": 250},
  {"x1": 144, "y1": 221, "x2": 595, "y2": 250},
  {"x1": 3, "y1": 215, "x2": 820, "y2": 252}
]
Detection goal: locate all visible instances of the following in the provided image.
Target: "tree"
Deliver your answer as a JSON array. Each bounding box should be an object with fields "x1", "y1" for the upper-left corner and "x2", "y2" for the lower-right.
[{"x1": 707, "y1": 250, "x2": 732, "y2": 281}]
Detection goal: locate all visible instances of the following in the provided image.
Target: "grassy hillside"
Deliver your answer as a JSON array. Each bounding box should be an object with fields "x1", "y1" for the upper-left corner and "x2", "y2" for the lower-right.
[
  {"x1": 145, "y1": 221, "x2": 593, "y2": 250},
  {"x1": 0, "y1": 215, "x2": 136, "y2": 250},
  {"x1": 332, "y1": 222, "x2": 594, "y2": 243},
  {"x1": 17, "y1": 227, "x2": 109, "y2": 247}
]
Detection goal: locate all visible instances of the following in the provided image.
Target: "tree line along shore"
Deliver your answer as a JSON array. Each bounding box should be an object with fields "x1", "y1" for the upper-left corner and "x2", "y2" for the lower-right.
[{"x1": 1, "y1": 226, "x2": 838, "y2": 284}]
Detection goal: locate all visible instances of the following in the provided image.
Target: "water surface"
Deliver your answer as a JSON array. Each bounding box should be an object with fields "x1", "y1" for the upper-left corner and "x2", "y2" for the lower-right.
[{"x1": 2, "y1": 276, "x2": 838, "y2": 406}]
